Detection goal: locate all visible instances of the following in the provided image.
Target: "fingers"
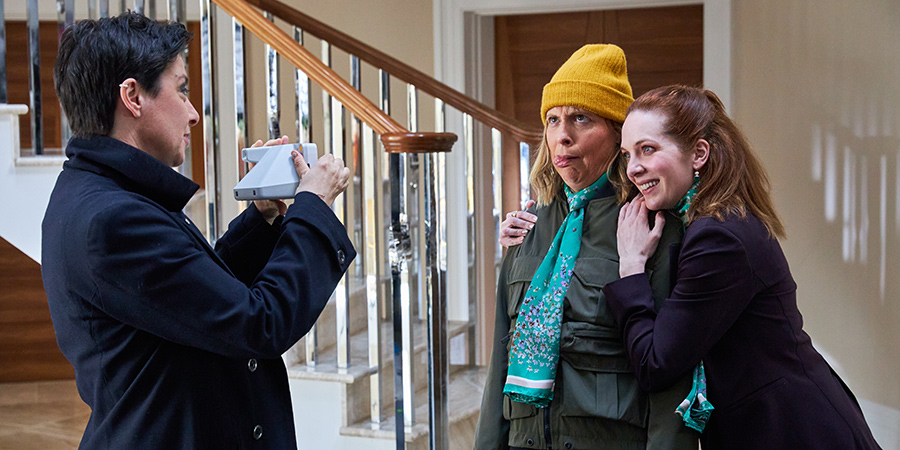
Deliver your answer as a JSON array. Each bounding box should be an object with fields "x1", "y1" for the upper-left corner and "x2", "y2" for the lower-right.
[
  {"x1": 504, "y1": 209, "x2": 537, "y2": 227},
  {"x1": 262, "y1": 135, "x2": 288, "y2": 147},
  {"x1": 291, "y1": 150, "x2": 311, "y2": 178},
  {"x1": 650, "y1": 211, "x2": 666, "y2": 238},
  {"x1": 250, "y1": 136, "x2": 289, "y2": 149},
  {"x1": 498, "y1": 236, "x2": 525, "y2": 247}
]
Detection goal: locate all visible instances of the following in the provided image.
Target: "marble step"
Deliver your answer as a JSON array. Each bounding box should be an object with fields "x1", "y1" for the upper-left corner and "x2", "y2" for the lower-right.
[
  {"x1": 286, "y1": 317, "x2": 470, "y2": 426},
  {"x1": 339, "y1": 365, "x2": 487, "y2": 450}
]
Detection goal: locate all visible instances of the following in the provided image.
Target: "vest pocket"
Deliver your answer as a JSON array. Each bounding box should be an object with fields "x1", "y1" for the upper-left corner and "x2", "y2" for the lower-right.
[
  {"x1": 556, "y1": 321, "x2": 649, "y2": 428},
  {"x1": 503, "y1": 394, "x2": 538, "y2": 420},
  {"x1": 505, "y1": 256, "x2": 544, "y2": 317}
]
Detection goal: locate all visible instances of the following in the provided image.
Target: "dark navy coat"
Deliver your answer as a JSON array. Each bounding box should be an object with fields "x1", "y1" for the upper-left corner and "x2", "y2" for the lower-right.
[
  {"x1": 603, "y1": 213, "x2": 880, "y2": 449},
  {"x1": 41, "y1": 136, "x2": 355, "y2": 449}
]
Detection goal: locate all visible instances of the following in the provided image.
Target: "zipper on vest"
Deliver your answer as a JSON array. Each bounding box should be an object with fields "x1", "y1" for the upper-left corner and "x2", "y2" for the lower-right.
[{"x1": 542, "y1": 406, "x2": 553, "y2": 450}]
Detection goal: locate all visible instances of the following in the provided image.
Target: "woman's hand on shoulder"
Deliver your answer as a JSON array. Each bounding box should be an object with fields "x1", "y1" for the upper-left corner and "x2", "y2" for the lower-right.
[
  {"x1": 616, "y1": 196, "x2": 665, "y2": 278},
  {"x1": 498, "y1": 200, "x2": 537, "y2": 248}
]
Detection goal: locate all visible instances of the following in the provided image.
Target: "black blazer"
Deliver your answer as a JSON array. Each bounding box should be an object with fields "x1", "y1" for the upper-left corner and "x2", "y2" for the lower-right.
[
  {"x1": 42, "y1": 136, "x2": 355, "y2": 449},
  {"x1": 603, "y1": 213, "x2": 880, "y2": 449}
]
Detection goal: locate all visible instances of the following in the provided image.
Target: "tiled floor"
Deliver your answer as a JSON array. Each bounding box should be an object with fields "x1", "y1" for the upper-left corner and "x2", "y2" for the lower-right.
[{"x1": 0, "y1": 380, "x2": 90, "y2": 449}]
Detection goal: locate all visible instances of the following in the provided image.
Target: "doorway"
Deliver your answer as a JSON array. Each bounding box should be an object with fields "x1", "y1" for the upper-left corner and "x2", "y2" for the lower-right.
[{"x1": 494, "y1": 5, "x2": 704, "y2": 213}]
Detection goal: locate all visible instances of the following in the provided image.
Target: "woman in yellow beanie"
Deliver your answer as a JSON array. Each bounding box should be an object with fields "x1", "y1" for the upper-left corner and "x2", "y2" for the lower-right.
[{"x1": 475, "y1": 45, "x2": 698, "y2": 450}]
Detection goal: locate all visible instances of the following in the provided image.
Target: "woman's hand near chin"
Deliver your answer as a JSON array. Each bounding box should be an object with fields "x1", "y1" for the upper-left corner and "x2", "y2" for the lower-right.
[{"x1": 616, "y1": 195, "x2": 665, "y2": 278}]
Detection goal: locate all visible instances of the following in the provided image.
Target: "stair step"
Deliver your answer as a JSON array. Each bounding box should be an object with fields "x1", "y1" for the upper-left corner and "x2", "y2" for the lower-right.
[
  {"x1": 286, "y1": 318, "x2": 468, "y2": 384},
  {"x1": 339, "y1": 365, "x2": 487, "y2": 450}
]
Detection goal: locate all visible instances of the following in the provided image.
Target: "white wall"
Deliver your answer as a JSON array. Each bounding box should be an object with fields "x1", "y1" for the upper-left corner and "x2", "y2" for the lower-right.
[{"x1": 0, "y1": 105, "x2": 64, "y2": 264}]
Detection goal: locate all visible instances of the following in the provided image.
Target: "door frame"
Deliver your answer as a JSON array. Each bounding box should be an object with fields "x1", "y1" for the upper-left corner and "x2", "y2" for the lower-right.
[
  {"x1": 433, "y1": 0, "x2": 731, "y2": 363},
  {"x1": 434, "y1": 0, "x2": 732, "y2": 110}
]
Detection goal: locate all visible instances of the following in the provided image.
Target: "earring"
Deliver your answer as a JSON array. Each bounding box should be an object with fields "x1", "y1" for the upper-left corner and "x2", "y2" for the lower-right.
[
  {"x1": 119, "y1": 83, "x2": 128, "y2": 88},
  {"x1": 694, "y1": 170, "x2": 700, "y2": 181}
]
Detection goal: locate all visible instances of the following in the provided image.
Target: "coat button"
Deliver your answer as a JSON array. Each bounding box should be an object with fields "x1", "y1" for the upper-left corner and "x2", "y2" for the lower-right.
[
  {"x1": 337, "y1": 249, "x2": 346, "y2": 264},
  {"x1": 252, "y1": 425, "x2": 263, "y2": 440},
  {"x1": 247, "y1": 359, "x2": 257, "y2": 372},
  {"x1": 565, "y1": 442, "x2": 574, "y2": 449},
  {"x1": 526, "y1": 438, "x2": 534, "y2": 446}
]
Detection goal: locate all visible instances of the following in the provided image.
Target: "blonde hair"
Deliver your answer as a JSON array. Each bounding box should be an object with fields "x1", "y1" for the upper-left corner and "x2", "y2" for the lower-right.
[{"x1": 612, "y1": 85, "x2": 785, "y2": 237}]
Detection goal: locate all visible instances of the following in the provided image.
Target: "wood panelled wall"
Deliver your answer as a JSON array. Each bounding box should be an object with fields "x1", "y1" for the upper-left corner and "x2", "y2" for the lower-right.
[
  {"x1": 495, "y1": 5, "x2": 703, "y2": 132},
  {"x1": 5, "y1": 21, "x2": 205, "y2": 185},
  {"x1": 494, "y1": 5, "x2": 703, "y2": 214},
  {"x1": 6, "y1": 21, "x2": 64, "y2": 153},
  {"x1": 0, "y1": 238, "x2": 73, "y2": 382}
]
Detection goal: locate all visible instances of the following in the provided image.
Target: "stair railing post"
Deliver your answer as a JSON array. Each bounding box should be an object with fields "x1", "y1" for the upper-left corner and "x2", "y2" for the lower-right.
[
  {"x1": 0, "y1": 0, "x2": 7, "y2": 104},
  {"x1": 389, "y1": 147, "x2": 408, "y2": 449},
  {"x1": 56, "y1": 0, "x2": 73, "y2": 149},
  {"x1": 26, "y1": 0, "x2": 41, "y2": 155},
  {"x1": 199, "y1": 0, "x2": 220, "y2": 242},
  {"x1": 424, "y1": 146, "x2": 449, "y2": 450},
  {"x1": 293, "y1": 27, "x2": 318, "y2": 368}
]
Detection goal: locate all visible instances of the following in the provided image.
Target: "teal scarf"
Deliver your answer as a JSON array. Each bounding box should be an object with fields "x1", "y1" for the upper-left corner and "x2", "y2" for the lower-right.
[
  {"x1": 672, "y1": 174, "x2": 714, "y2": 433},
  {"x1": 503, "y1": 174, "x2": 608, "y2": 407}
]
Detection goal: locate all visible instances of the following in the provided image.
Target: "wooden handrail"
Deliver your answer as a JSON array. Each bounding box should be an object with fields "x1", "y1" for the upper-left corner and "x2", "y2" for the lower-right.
[
  {"x1": 211, "y1": 0, "x2": 455, "y2": 152},
  {"x1": 245, "y1": 0, "x2": 543, "y2": 146}
]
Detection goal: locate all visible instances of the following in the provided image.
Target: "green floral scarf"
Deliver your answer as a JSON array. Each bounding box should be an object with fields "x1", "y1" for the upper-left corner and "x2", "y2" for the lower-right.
[
  {"x1": 503, "y1": 174, "x2": 608, "y2": 407},
  {"x1": 672, "y1": 174, "x2": 714, "y2": 433}
]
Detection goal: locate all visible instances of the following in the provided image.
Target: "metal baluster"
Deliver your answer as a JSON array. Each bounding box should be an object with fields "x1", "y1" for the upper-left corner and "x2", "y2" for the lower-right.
[
  {"x1": 199, "y1": 0, "x2": 219, "y2": 241},
  {"x1": 294, "y1": 28, "x2": 311, "y2": 143},
  {"x1": 0, "y1": 0, "x2": 7, "y2": 104},
  {"x1": 88, "y1": 0, "x2": 96, "y2": 20},
  {"x1": 463, "y1": 113, "x2": 475, "y2": 305},
  {"x1": 424, "y1": 140, "x2": 449, "y2": 450},
  {"x1": 133, "y1": 0, "x2": 143, "y2": 15},
  {"x1": 435, "y1": 99, "x2": 449, "y2": 277},
  {"x1": 146, "y1": 0, "x2": 155, "y2": 19},
  {"x1": 347, "y1": 53, "x2": 366, "y2": 367},
  {"x1": 293, "y1": 27, "x2": 317, "y2": 368},
  {"x1": 171, "y1": 0, "x2": 190, "y2": 180},
  {"x1": 233, "y1": 19, "x2": 247, "y2": 171},
  {"x1": 264, "y1": 12, "x2": 279, "y2": 139},
  {"x1": 381, "y1": 73, "x2": 409, "y2": 450},
  {"x1": 167, "y1": 0, "x2": 180, "y2": 22},
  {"x1": 373, "y1": 69, "x2": 389, "y2": 430},
  {"x1": 401, "y1": 84, "x2": 419, "y2": 429},
  {"x1": 57, "y1": 0, "x2": 73, "y2": 150},
  {"x1": 119, "y1": 0, "x2": 125, "y2": 14},
  {"x1": 99, "y1": 0, "x2": 108, "y2": 19},
  {"x1": 362, "y1": 115, "x2": 383, "y2": 426},
  {"x1": 520, "y1": 142, "x2": 531, "y2": 205},
  {"x1": 333, "y1": 61, "x2": 350, "y2": 372},
  {"x1": 319, "y1": 41, "x2": 350, "y2": 370},
  {"x1": 26, "y1": 0, "x2": 42, "y2": 155},
  {"x1": 491, "y1": 126, "x2": 503, "y2": 295},
  {"x1": 389, "y1": 141, "x2": 408, "y2": 449}
]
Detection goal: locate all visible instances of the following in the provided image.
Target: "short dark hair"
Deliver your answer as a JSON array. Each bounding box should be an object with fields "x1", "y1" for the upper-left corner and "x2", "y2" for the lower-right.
[{"x1": 54, "y1": 12, "x2": 192, "y2": 138}]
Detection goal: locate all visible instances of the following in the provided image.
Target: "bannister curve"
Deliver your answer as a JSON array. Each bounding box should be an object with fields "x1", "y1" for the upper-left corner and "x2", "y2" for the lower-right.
[
  {"x1": 245, "y1": 0, "x2": 543, "y2": 146},
  {"x1": 211, "y1": 0, "x2": 455, "y2": 153},
  {"x1": 381, "y1": 133, "x2": 457, "y2": 154}
]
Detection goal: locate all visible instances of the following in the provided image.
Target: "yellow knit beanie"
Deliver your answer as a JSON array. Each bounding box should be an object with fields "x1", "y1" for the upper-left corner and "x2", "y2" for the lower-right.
[{"x1": 541, "y1": 44, "x2": 634, "y2": 124}]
